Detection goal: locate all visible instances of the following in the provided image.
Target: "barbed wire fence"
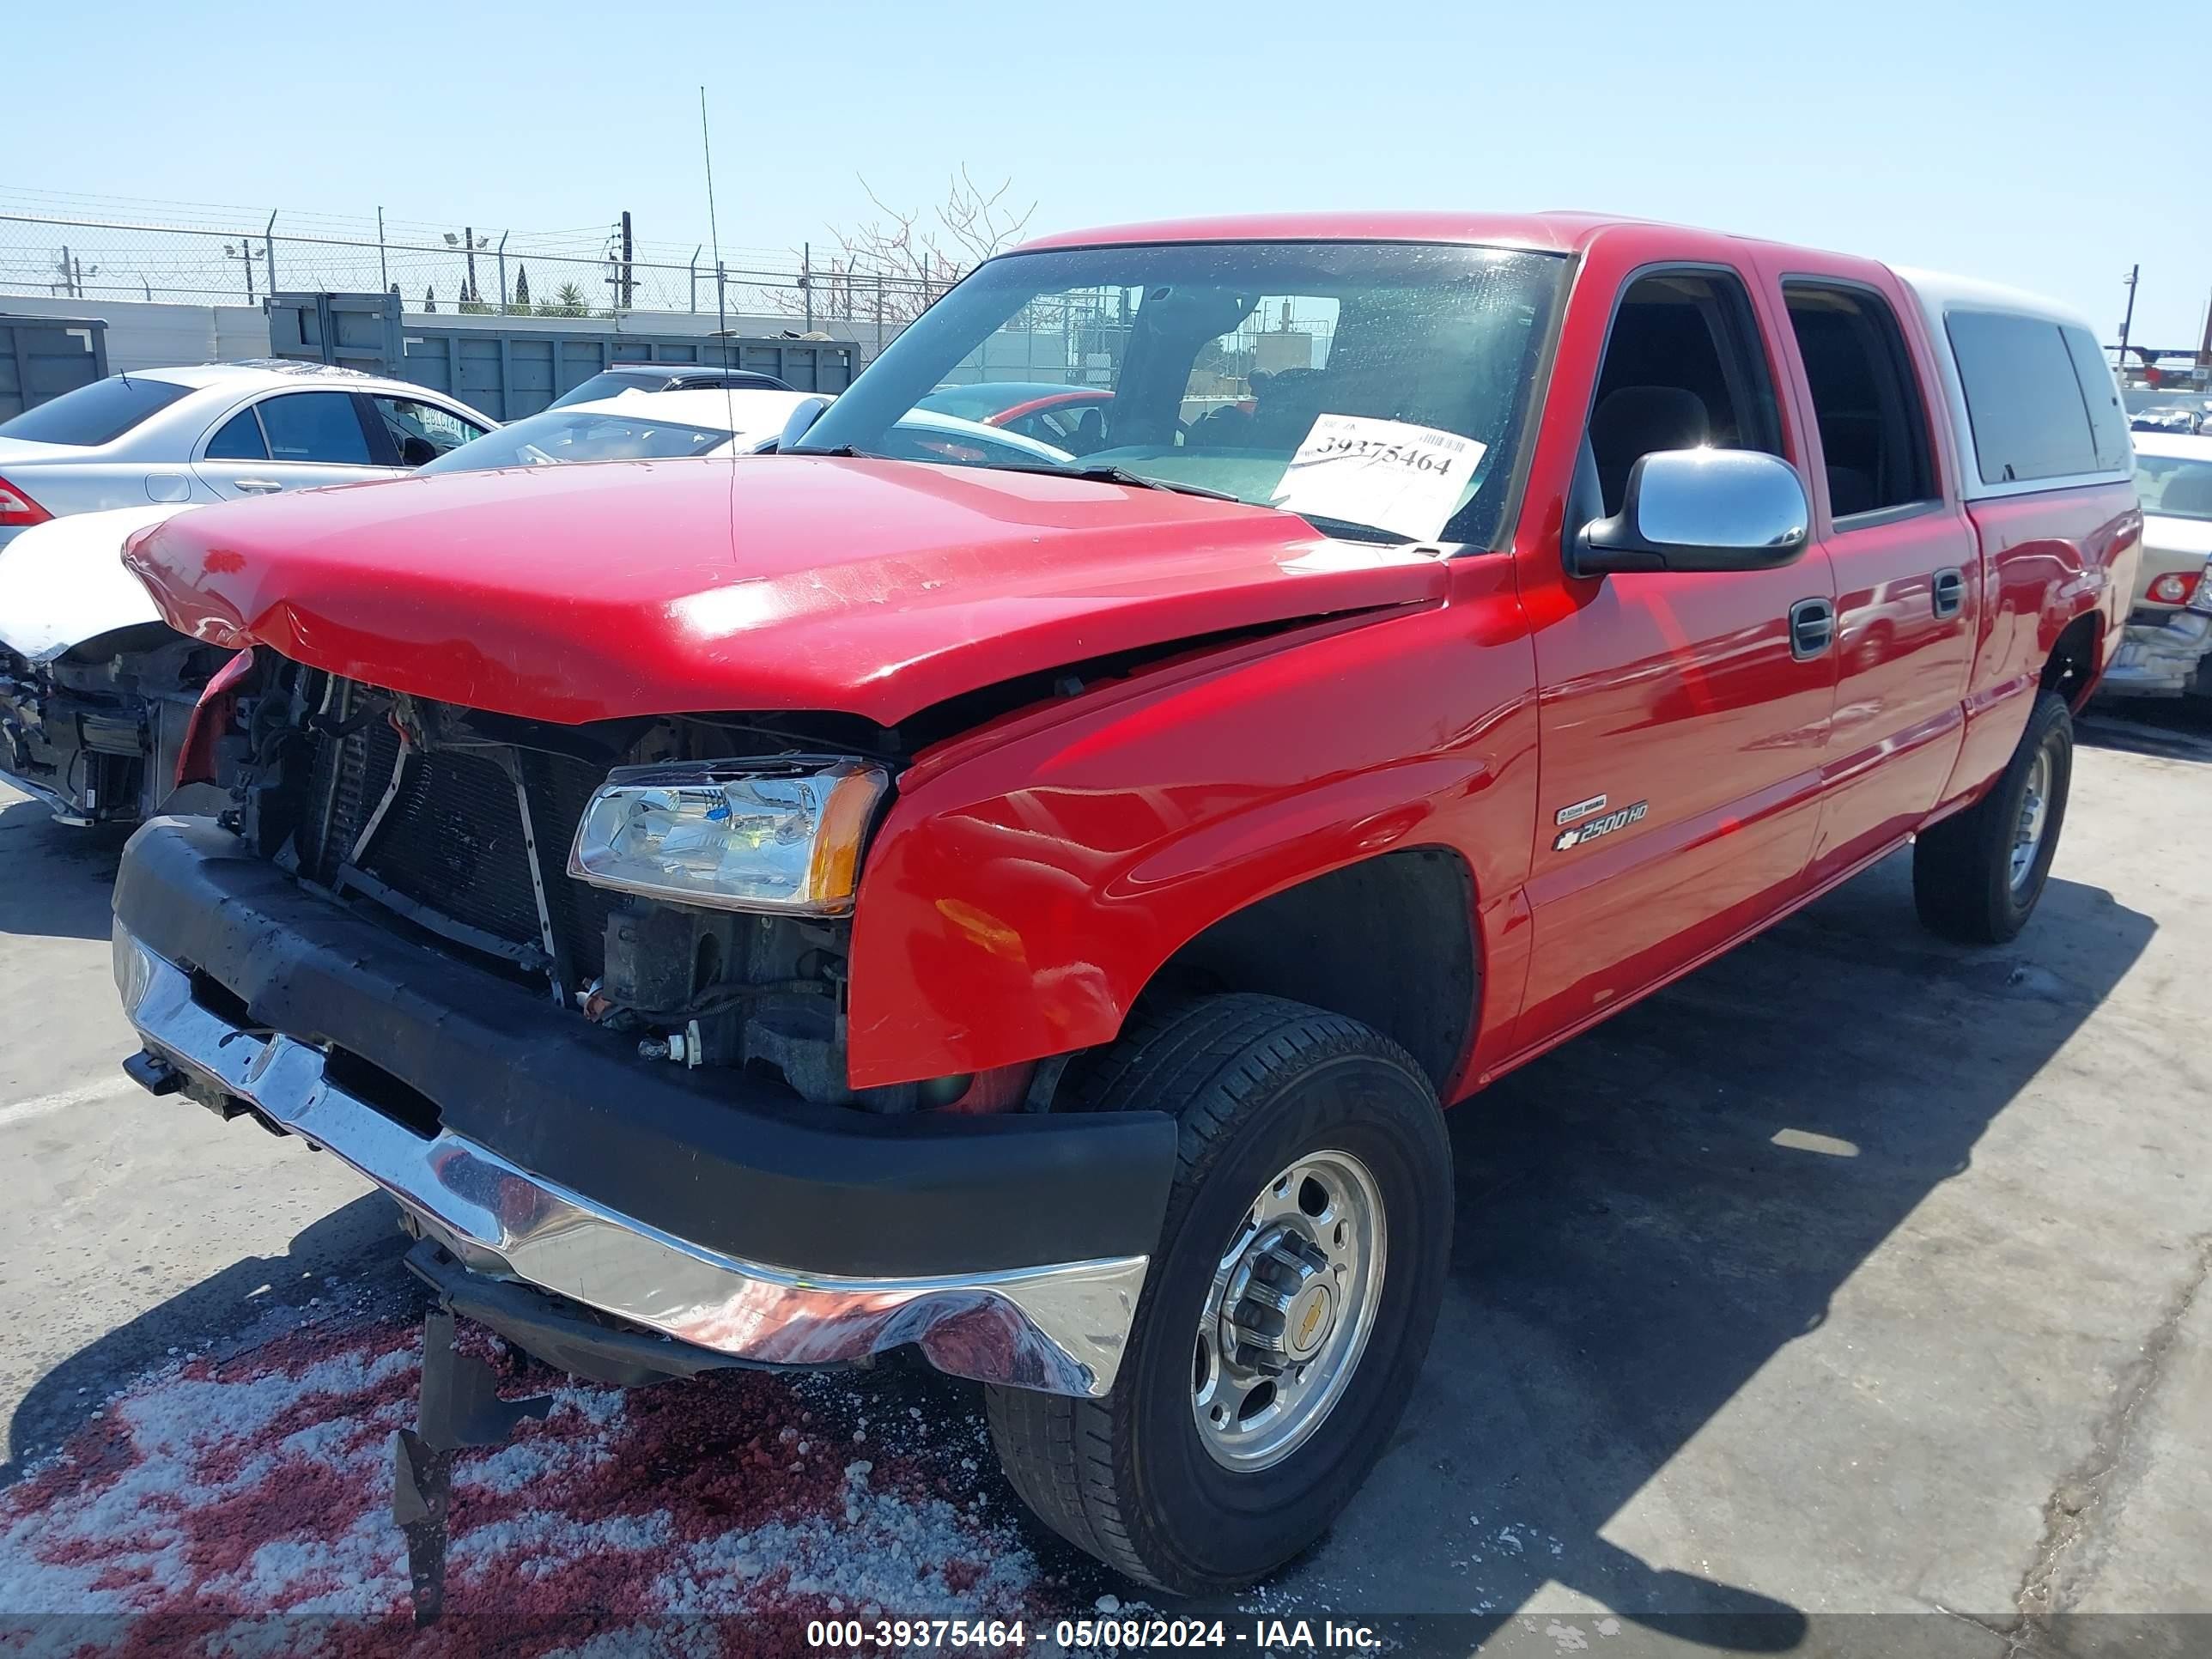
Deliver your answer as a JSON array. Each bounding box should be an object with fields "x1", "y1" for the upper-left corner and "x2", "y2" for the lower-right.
[{"x1": 0, "y1": 201, "x2": 946, "y2": 347}]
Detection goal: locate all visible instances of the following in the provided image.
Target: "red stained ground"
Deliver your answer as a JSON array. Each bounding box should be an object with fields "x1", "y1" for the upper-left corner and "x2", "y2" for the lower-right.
[{"x1": 0, "y1": 1314, "x2": 1054, "y2": 1656}]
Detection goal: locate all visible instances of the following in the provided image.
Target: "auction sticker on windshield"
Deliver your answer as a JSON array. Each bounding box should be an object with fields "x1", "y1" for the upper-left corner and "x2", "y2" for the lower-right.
[{"x1": 1270, "y1": 414, "x2": 1485, "y2": 541}]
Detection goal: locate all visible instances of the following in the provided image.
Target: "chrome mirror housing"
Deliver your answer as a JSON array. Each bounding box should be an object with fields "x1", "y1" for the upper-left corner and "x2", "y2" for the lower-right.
[{"x1": 1573, "y1": 448, "x2": 1811, "y2": 576}]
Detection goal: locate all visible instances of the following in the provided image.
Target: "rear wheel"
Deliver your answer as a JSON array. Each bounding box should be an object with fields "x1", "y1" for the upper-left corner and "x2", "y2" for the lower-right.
[
  {"x1": 1913, "y1": 690, "x2": 2073, "y2": 944},
  {"x1": 985, "y1": 994, "x2": 1451, "y2": 1593}
]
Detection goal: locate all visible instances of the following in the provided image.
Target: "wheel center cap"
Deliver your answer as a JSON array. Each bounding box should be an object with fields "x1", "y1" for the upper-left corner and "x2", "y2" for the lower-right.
[{"x1": 1285, "y1": 1282, "x2": 1335, "y2": 1358}]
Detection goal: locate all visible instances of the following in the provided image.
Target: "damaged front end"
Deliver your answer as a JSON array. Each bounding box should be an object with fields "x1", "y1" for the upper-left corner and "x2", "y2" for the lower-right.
[
  {"x1": 222, "y1": 659, "x2": 956, "y2": 1112},
  {"x1": 111, "y1": 650, "x2": 1177, "y2": 1620},
  {"x1": 0, "y1": 627, "x2": 234, "y2": 825},
  {"x1": 112, "y1": 650, "x2": 1174, "y2": 1384}
]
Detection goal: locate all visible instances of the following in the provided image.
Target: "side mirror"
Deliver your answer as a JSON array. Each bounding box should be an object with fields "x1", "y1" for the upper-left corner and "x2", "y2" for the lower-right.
[
  {"x1": 1571, "y1": 448, "x2": 1810, "y2": 577},
  {"x1": 776, "y1": 397, "x2": 832, "y2": 453}
]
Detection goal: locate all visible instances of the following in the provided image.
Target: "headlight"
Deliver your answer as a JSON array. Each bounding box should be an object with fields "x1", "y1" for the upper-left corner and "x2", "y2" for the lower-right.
[{"x1": 567, "y1": 758, "x2": 890, "y2": 915}]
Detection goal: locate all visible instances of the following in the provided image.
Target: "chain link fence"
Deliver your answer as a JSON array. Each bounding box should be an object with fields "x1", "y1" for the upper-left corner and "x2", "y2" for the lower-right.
[{"x1": 0, "y1": 205, "x2": 942, "y2": 336}]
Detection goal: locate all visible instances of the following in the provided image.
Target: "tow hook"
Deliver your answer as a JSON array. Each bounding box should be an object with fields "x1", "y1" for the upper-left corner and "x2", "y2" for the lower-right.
[
  {"x1": 637, "y1": 1018, "x2": 705, "y2": 1067},
  {"x1": 392, "y1": 1307, "x2": 553, "y2": 1625}
]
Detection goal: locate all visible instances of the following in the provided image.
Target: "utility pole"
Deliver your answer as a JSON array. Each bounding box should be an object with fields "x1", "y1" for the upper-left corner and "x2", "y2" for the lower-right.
[
  {"x1": 464, "y1": 227, "x2": 478, "y2": 306},
  {"x1": 377, "y1": 206, "x2": 388, "y2": 292},
  {"x1": 264, "y1": 211, "x2": 278, "y2": 295},
  {"x1": 620, "y1": 210, "x2": 634, "y2": 311},
  {"x1": 2118, "y1": 264, "x2": 2140, "y2": 372},
  {"x1": 2197, "y1": 284, "x2": 2212, "y2": 369},
  {"x1": 803, "y1": 241, "x2": 813, "y2": 331}
]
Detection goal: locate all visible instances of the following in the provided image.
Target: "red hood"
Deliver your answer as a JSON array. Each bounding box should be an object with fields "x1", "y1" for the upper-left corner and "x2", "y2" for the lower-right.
[{"x1": 125, "y1": 455, "x2": 1448, "y2": 726}]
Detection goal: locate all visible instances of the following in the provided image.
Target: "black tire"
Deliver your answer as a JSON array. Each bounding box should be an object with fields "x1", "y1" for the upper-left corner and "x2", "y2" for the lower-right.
[
  {"x1": 1913, "y1": 690, "x2": 2073, "y2": 944},
  {"x1": 985, "y1": 994, "x2": 1452, "y2": 1594}
]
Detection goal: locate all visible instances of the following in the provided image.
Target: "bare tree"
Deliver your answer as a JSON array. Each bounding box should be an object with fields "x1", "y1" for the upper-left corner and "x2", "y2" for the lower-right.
[{"x1": 783, "y1": 168, "x2": 1035, "y2": 333}]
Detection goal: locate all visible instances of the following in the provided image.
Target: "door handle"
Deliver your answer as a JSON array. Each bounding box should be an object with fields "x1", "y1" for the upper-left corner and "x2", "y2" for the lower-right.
[
  {"x1": 233, "y1": 478, "x2": 283, "y2": 494},
  {"x1": 1931, "y1": 566, "x2": 1966, "y2": 619},
  {"x1": 1789, "y1": 597, "x2": 1836, "y2": 660}
]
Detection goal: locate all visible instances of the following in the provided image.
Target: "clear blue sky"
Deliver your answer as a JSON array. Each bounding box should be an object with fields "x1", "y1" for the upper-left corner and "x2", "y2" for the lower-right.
[{"x1": 13, "y1": 0, "x2": 2210, "y2": 344}]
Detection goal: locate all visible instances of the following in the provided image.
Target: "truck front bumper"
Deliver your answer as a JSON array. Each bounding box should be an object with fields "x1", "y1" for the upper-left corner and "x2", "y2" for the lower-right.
[
  {"x1": 2100, "y1": 610, "x2": 2212, "y2": 700},
  {"x1": 111, "y1": 816, "x2": 1176, "y2": 1398}
]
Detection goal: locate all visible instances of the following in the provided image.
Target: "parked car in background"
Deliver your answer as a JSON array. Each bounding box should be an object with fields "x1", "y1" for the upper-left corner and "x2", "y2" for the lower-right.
[
  {"x1": 547, "y1": 363, "x2": 796, "y2": 409},
  {"x1": 916, "y1": 380, "x2": 1114, "y2": 450},
  {"x1": 422, "y1": 389, "x2": 825, "y2": 472},
  {"x1": 2129, "y1": 404, "x2": 2205, "y2": 435},
  {"x1": 0, "y1": 362, "x2": 493, "y2": 550},
  {"x1": 2099, "y1": 432, "x2": 2212, "y2": 702},
  {"x1": 0, "y1": 375, "x2": 497, "y2": 825},
  {"x1": 112, "y1": 214, "x2": 2134, "y2": 1598},
  {"x1": 0, "y1": 504, "x2": 227, "y2": 823}
]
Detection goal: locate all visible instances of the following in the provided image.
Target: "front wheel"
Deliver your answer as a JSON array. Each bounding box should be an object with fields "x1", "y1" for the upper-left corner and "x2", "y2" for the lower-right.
[
  {"x1": 1913, "y1": 689, "x2": 2074, "y2": 944},
  {"x1": 985, "y1": 994, "x2": 1452, "y2": 1594}
]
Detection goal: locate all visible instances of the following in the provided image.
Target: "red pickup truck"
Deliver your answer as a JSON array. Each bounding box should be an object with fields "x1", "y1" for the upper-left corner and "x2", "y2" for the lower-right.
[{"x1": 110, "y1": 213, "x2": 2138, "y2": 1594}]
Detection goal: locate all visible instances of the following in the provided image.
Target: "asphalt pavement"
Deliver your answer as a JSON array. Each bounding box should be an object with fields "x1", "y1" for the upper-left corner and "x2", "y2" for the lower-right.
[{"x1": 2, "y1": 706, "x2": 2206, "y2": 1654}]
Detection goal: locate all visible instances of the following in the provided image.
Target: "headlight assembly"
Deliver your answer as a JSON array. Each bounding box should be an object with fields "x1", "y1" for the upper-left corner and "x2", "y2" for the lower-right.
[{"x1": 567, "y1": 758, "x2": 890, "y2": 915}]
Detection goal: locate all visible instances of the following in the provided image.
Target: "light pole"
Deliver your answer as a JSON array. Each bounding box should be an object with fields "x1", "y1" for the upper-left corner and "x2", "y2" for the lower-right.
[
  {"x1": 224, "y1": 240, "x2": 257, "y2": 303},
  {"x1": 444, "y1": 230, "x2": 489, "y2": 307},
  {"x1": 2118, "y1": 264, "x2": 2140, "y2": 374}
]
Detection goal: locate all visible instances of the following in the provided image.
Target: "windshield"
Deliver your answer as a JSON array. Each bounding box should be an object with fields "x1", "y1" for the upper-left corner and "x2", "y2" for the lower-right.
[
  {"x1": 422, "y1": 406, "x2": 732, "y2": 473},
  {"x1": 2136, "y1": 453, "x2": 2212, "y2": 522},
  {"x1": 550, "y1": 370, "x2": 672, "y2": 410},
  {"x1": 0, "y1": 374, "x2": 193, "y2": 446},
  {"x1": 797, "y1": 241, "x2": 1565, "y2": 544}
]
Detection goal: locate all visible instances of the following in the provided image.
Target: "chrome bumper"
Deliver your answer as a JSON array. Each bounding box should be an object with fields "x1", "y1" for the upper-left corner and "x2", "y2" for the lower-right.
[
  {"x1": 2100, "y1": 611, "x2": 2212, "y2": 698},
  {"x1": 0, "y1": 763, "x2": 92, "y2": 826},
  {"x1": 115, "y1": 927, "x2": 1146, "y2": 1396}
]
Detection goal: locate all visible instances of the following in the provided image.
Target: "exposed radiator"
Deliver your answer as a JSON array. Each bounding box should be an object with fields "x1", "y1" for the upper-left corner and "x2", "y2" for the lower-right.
[{"x1": 302, "y1": 693, "x2": 617, "y2": 986}]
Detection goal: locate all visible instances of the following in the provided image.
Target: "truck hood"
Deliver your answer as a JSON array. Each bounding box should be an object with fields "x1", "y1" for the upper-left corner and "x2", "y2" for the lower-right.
[
  {"x1": 123, "y1": 454, "x2": 1448, "y2": 726},
  {"x1": 0, "y1": 503, "x2": 199, "y2": 664}
]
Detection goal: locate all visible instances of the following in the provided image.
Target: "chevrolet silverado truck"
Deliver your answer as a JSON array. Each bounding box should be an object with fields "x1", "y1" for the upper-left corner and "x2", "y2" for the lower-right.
[{"x1": 107, "y1": 215, "x2": 2138, "y2": 1595}]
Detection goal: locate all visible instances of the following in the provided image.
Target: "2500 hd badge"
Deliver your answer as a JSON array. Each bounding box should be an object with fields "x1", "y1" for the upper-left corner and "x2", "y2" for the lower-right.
[{"x1": 1553, "y1": 799, "x2": 1650, "y2": 850}]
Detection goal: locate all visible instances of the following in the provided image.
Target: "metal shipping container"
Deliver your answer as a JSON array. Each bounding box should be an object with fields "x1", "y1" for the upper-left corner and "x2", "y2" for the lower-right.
[
  {"x1": 265, "y1": 292, "x2": 857, "y2": 420},
  {"x1": 0, "y1": 313, "x2": 110, "y2": 420}
]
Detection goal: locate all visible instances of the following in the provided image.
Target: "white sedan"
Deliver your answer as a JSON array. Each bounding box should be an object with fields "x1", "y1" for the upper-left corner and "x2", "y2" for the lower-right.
[
  {"x1": 423, "y1": 388, "x2": 825, "y2": 473},
  {"x1": 0, "y1": 362, "x2": 495, "y2": 550}
]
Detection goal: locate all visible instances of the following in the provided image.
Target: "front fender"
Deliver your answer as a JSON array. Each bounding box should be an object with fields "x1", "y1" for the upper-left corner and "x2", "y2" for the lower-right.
[{"x1": 845, "y1": 574, "x2": 1540, "y2": 1091}]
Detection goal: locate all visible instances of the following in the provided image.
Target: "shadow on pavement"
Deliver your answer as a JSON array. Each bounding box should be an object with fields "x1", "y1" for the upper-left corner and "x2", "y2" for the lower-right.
[
  {"x1": 0, "y1": 798, "x2": 130, "y2": 943},
  {"x1": 2079, "y1": 702, "x2": 2212, "y2": 763},
  {"x1": 1289, "y1": 849, "x2": 2155, "y2": 1644}
]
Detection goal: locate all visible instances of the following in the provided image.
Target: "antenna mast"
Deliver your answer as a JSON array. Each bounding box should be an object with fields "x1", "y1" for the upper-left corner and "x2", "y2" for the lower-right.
[{"x1": 700, "y1": 87, "x2": 729, "y2": 371}]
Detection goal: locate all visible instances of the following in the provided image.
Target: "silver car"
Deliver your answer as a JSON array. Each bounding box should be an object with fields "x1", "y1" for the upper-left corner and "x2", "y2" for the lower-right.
[{"x1": 0, "y1": 362, "x2": 495, "y2": 550}]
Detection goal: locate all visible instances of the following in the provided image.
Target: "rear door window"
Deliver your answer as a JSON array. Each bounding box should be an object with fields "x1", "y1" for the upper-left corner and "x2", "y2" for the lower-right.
[
  {"x1": 0, "y1": 375, "x2": 193, "y2": 446},
  {"x1": 1783, "y1": 283, "x2": 1937, "y2": 520},
  {"x1": 204, "y1": 408, "x2": 268, "y2": 461},
  {"x1": 1945, "y1": 312, "x2": 2104, "y2": 485},
  {"x1": 254, "y1": 392, "x2": 374, "y2": 464},
  {"x1": 369, "y1": 396, "x2": 483, "y2": 465}
]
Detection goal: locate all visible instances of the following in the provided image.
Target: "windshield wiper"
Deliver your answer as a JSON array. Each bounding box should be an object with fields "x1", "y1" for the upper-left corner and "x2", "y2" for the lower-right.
[
  {"x1": 798, "y1": 443, "x2": 877, "y2": 459},
  {"x1": 1279, "y1": 512, "x2": 1419, "y2": 545},
  {"x1": 985, "y1": 462, "x2": 1242, "y2": 501}
]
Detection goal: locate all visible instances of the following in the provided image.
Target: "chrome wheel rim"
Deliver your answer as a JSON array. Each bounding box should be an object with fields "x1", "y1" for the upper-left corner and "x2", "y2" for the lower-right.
[
  {"x1": 2010, "y1": 749, "x2": 2051, "y2": 893},
  {"x1": 1192, "y1": 1150, "x2": 1386, "y2": 1472}
]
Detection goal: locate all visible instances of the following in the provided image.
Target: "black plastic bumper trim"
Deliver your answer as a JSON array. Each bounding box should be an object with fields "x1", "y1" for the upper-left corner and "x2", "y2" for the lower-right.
[{"x1": 113, "y1": 816, "x2": 1176, "y2": 1278}]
